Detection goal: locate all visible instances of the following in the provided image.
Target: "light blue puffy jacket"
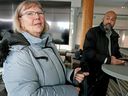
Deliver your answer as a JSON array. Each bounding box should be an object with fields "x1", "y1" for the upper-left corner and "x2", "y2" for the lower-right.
[{"x1": 2, "y1": 32, "x2": 78, "y2": 96}]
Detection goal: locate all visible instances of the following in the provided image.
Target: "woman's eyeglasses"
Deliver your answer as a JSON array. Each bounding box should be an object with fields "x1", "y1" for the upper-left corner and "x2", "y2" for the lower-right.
[{"x1": 21, "y1": 11, "x2": 44, "y2": 17}]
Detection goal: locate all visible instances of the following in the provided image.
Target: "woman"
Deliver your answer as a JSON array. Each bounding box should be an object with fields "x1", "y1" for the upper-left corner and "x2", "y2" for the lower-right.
[{"x1": 2, "y1": 1, "x2": 89, "y2": 96}]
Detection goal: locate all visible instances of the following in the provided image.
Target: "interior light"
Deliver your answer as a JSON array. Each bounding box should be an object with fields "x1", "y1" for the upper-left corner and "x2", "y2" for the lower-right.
[
  {"x1": 122, "y1": 33, "x2": 125, "y2": 41},
  {"x1": 57, "y1": 22, "x2": 69, "y2": 29},
  {"x1": 0, "y1": 18, "x2": 13, "y2": 22},
  {"x1": 47, "y1": 21, "x2": 52, "y2": 26}
]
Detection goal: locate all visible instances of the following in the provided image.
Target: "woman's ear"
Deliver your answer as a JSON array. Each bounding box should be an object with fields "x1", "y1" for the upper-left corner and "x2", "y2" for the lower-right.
[
  {"x1": 19, "y1": 17, "x2": 25, "y2": 30},
  {"x1": 19, "y1": 17, "x2": 23, "y2": 24}
]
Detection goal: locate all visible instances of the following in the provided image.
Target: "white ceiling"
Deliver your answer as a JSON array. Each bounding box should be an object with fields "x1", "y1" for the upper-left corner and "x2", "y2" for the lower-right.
[
  {"x1": 0, "y1": 0, "x2": 127, "y2": 8},
  {"x1": 94, "y1": 0, "x2": 128, "y2": 8}
]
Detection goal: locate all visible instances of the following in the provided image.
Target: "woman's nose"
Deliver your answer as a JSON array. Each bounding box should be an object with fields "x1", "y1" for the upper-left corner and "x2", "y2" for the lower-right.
[{"x1": 34, "y1": 13, "x2": 40, "y2": 18}]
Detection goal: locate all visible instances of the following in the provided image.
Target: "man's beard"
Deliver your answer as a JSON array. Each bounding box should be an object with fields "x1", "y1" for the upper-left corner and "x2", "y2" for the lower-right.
[{"x1": 104, "y1": 23, "x2": 112, "y2": 32}]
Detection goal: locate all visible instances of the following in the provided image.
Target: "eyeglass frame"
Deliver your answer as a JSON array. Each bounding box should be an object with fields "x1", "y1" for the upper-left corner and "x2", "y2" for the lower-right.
[{"x1": 20, "y1": 11, "x2": 45, "y2": 17}]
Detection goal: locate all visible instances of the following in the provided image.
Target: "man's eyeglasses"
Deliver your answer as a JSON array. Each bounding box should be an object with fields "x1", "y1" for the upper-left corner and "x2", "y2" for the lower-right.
[{"x1": 21, "y1": 11, "x2": 44, "y2": 17}]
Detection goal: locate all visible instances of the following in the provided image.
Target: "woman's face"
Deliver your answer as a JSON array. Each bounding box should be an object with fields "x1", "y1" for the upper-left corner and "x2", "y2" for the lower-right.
[{"x1": 20, "y1": 7, "x2": 45, "y2": 37}]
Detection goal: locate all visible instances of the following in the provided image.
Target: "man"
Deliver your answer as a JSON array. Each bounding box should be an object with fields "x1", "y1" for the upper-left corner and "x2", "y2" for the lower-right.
[{"x1": 81, "y1": 10, "x2": 125, "y2": 96}]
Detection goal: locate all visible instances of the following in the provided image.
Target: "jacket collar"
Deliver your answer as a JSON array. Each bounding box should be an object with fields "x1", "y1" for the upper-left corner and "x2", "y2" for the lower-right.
[
  {"x1": 99, "y1": 22, "x2": 119, "y2": 38},
  {"x1": 22, "y1": 32, "x2": 52, "y2": 48},
  {"x1": 99, "y1": 22, "x2": 106, "y2": 34}
]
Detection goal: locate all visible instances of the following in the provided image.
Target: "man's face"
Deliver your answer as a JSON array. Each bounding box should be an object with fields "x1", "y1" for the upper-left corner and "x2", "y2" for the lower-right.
[{"x1": 103, "y1": 12, "x2": 117, "y2": 28}]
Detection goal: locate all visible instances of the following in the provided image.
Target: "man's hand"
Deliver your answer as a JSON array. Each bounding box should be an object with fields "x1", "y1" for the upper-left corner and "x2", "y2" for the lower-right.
[{"x1": 111, "y1": 56, "x2": 125, "y2": 65}]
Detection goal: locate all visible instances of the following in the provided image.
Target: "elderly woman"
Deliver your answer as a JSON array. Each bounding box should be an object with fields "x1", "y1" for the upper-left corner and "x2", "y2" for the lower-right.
[{"x1": 2, "y1": 0, "x2": 89, "y2": 96}]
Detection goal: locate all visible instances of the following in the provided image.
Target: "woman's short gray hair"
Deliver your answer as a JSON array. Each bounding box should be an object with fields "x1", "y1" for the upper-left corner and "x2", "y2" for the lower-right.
[{"x1": 13, "y1": 0, "x2": 48, "y2": 33}]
